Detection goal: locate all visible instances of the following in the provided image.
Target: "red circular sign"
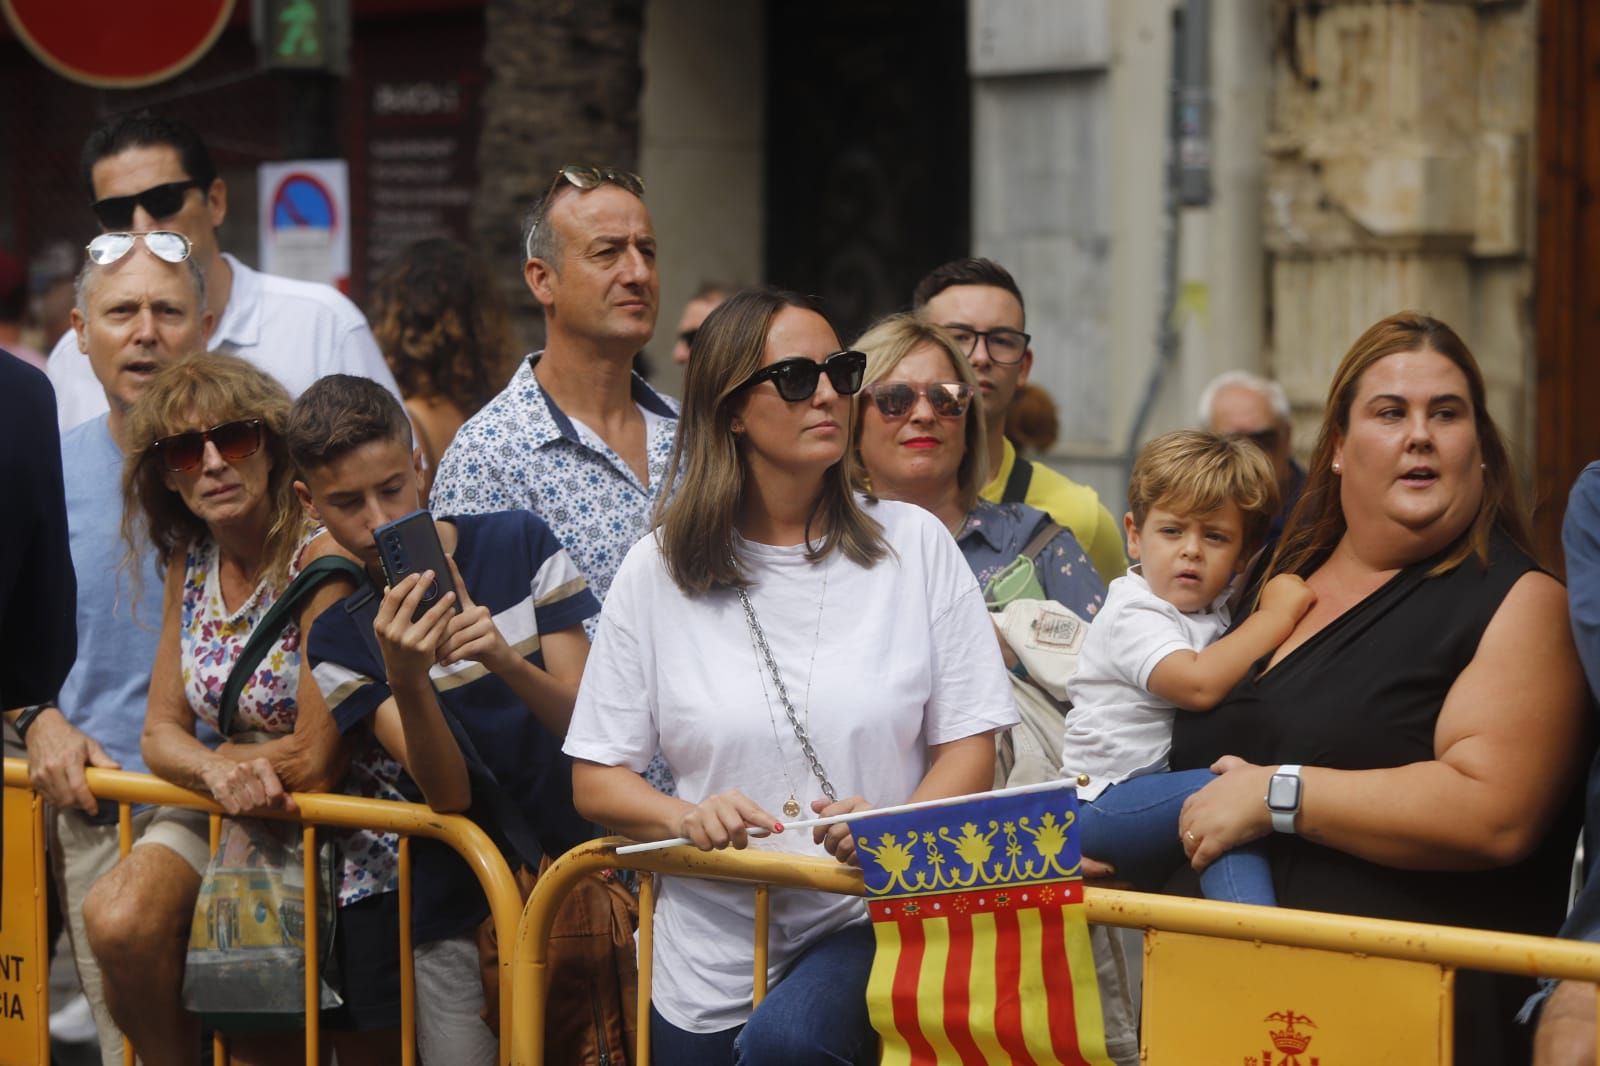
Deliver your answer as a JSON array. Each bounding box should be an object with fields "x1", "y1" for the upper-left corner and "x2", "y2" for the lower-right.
[{"x1": 2, "y1": 0, "x2": 234, "y2": 89}]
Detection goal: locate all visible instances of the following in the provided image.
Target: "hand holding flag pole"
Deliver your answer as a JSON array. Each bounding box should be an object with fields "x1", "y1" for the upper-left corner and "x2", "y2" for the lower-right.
[{"x1": 612, "y1": 778, "x2": 1084, "y2": 856}]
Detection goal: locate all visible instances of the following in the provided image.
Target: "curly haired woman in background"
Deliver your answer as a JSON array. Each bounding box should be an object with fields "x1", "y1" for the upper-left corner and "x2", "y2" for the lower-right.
[{"x1": 369, "y1": 238, "x2": 515, "y2": 496}]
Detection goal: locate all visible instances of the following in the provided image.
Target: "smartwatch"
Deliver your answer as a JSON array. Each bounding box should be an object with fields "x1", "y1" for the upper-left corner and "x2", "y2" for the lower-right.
[{"x1": 1266, "y1": 764, "x2": 1303, "y2": 834}]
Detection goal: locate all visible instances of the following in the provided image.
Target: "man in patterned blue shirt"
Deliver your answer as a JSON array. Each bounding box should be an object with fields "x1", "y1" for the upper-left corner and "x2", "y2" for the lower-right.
[
  {"x1": 430, "y1": 167, "x2": 676, "y2": 613},
  {"x1": 431, "y1": 167, "x2": 677, "y2": 794}
]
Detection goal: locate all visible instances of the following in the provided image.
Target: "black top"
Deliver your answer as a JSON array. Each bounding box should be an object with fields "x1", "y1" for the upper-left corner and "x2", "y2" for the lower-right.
[
  {"x1": 0, "y1": 350, "x2": 76, "y2": 709},
  {"x1": 1171, "y1": 529, "x2": 1584, "y2": 1065}
]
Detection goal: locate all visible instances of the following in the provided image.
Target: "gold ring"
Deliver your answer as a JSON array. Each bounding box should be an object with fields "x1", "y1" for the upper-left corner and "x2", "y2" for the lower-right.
[{"x1": 1185, "y1": 830, "x2": 1195, "y2": 841}]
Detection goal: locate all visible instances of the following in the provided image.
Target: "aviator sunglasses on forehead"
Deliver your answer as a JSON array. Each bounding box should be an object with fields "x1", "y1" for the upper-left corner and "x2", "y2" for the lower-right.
[
  {"x1": 525, "y1": 165, "x2": 647, "y2": 257},
  {"x1": 863, "y1": 381, "x2": 974, "y2": 420},
  {"x1": 150, "y1": 419, "x2": 263, "y2": 473},
  {"x1": 86, "y1": 230, "x2": 192, "y2": 266},
  {"x1": 731, "y1": 350, "x2": 867, "y2": 402},
  {"x1": 91, "y1": 178, "x2": 209, "y2": 230}
]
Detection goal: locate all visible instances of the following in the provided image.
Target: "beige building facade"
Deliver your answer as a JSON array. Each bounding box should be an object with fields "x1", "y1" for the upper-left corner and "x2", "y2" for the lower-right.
[{"x1": 638, "y1": 0, "x2": 1539, "y2": 510}]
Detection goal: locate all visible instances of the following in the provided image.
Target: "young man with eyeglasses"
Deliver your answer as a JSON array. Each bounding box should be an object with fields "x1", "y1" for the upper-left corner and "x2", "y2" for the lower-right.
[
  {"x1": 7, "y1": 241, "x2": 213, "y2": 1066},
  {"x1": 912, "y1": 257, "x2": 1128, "y2": 583},
  {"x1": 44, "y1": 112, "x2": 403, "y2": 431},
  {"x1": 1197, "y1": 369, "x2": 1305, "y2": 549}
]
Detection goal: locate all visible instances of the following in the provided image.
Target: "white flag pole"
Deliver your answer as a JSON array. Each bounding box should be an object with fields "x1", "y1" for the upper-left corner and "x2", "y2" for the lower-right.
[{"x1": 611, "y1": 777, "x2": 1084, "y2": 856}]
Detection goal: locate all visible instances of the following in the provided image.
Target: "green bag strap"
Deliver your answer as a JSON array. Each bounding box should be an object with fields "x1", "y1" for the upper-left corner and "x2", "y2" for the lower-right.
[{"x1": 217, "y1": 555, "x2": 366, "y2": 737}]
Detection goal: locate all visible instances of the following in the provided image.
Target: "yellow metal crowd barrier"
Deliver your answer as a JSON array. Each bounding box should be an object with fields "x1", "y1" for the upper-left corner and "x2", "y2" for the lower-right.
[
  {"x1": 0, "y1": 758, "x2": 523, "y2": 1066},
  {"x1": 511, "y1": 837, "x2": 1600, "y2": 1066}
]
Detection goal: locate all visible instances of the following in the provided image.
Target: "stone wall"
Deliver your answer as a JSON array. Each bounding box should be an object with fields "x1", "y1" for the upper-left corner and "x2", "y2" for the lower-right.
[
  {"x1": 474, "y1": 0, "x2": 647, "y2": 354},
  {"x1": 1264, "y1": 0, "x2": 1536, "y2": 467}
]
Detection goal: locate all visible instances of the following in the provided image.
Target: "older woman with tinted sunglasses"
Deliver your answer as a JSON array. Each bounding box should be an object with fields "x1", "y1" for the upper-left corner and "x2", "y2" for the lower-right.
[
  {"x1": 853, "y1": 313, "x2": 1106, "y2": 622},
  {"x1": 564, "y1": 289, "x2": 1017, "y2": 1065},
  {"x1": 82, "y1": 354, "x2": 397, "y2": 1065}
]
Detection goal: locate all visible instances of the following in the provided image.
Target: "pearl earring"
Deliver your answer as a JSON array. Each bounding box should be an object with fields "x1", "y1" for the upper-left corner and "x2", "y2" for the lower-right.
[{"x1": 1332, "y1": 461, "x2": 1341, "y2": 474}]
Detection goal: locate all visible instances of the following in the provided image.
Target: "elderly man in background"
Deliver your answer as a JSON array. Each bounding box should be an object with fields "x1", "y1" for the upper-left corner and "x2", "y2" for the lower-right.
[
  {"x1": 6, "y1": 233, "x2": 212, "y2": 1066},
  {"x1": 1197, "y1": 369, "x2": 1305, "y2": 544},
  {"x1": 45, "y1": 111, "x2": 401, "y2": 430}
]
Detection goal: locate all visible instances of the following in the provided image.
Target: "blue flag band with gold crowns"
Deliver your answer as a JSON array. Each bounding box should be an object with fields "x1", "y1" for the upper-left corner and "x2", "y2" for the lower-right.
[{"x1": 853, "y1": 780, "x2": 1111, "y2": 1066}]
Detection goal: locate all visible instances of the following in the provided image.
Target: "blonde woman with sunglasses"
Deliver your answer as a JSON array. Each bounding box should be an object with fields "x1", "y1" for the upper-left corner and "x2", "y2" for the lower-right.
[
  {"x1": 564, "y1": 288, "x2": 1017, "y2": 1065},
  {"x1": 852, "y1": 313, "x2": 1106, "y2": 624},
  {"x1": 82, "y1": 354, "x2": 399, "y2": 1065}
]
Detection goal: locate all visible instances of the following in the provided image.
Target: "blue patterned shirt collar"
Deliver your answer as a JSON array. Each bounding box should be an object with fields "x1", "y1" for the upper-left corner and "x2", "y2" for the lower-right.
[{"x1": 525, "y1": 351, "x2": 679, "y2": 448}]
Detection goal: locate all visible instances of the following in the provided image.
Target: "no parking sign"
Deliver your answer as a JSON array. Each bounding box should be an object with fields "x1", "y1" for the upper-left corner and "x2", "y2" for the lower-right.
[{"x1": 258, "y1": 160, "x2": 350, "y2": 290}]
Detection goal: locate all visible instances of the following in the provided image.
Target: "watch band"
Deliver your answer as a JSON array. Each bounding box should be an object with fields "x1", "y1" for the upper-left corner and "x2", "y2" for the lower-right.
[
  {"x1": 13, "y1": 702, "x2": 54, "y2": 742},
  {"x1": 1269, "y1": 763, "x2": 1303, "y2": 834}
]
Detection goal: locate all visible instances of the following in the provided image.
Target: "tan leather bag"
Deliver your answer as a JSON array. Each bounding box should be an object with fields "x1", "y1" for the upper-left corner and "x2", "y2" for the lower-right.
[{"x1": 477, "y1": 857, "x2": 639, "y2": 1065}]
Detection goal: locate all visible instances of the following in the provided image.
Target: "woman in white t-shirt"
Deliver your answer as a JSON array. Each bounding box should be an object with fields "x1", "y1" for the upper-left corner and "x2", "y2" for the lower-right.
[{"x1": 564, "y1": 288, "x2": 1017, "y2": 1065}]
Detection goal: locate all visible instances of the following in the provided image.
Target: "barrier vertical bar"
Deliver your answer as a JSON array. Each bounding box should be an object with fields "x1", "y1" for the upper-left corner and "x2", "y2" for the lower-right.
[
  {"x1": 636, "y1": 873, "x2": 655, "y2": 1066},
  {"x1": 304, "y1": 823, "x2": 319, "y2": 1065},
  {"x1": 399, "y1": 836, "x2": 415, "y2": 1066},
  {"x1": 209, "y1": 814, "x2": 227, "y2": 1066},
  {"x1": 752, "y1": 884, "x2": 769, "y2": 1006},
  {"x1": 117, "y1": 801, "x2": 132, "y2": 858},
  {"x1": 120, "y1": 802, "x2": 137, "y2": 1066},
  {"x1": 31, "y1": 791, "x2": 51, "y2": 1066}
]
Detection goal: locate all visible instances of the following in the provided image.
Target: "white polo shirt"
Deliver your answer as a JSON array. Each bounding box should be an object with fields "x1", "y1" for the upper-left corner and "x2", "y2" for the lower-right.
[
  {"x1": 1062, "y1": 566, "x2": 1232, "y2": 800},
  {"x1": 47, "y1": 253, "x2": 403, "y2": 429}
]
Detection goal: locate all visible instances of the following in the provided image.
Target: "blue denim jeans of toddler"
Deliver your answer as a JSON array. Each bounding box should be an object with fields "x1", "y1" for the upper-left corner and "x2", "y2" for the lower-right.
[
  {"x1": 1078, "y1": 768, "x2": 1277, "y2": 905},
  {"x1": 649, "y1": 920, "x2": 878, "y2": 1065}
]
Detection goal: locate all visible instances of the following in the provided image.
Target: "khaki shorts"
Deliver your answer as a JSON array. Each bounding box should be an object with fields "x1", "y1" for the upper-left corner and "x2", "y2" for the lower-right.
[{"x1": 130, "y1": 805, "x2": 211, "y2": 874}]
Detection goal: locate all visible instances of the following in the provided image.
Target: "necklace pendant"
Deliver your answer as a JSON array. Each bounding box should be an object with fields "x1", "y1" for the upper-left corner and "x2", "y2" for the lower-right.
[{"x1": 782, "y1": 797, "x2": 802, "y2": 820}]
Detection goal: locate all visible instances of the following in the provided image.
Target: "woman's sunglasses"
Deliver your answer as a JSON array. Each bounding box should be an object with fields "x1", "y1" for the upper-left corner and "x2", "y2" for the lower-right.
[
  {"x1": 150, "y1": 419, "x2": 263, "y2": 473},
  {"x1": 863, "y1": 381, "x2": 974, "y2": 420},
  {"x1": 731, "y1": 350, "x2": 867, "y2": 403},
  {"x1": 90, "y1": 179, "x2": 207, "y2": 230},
  {"x1": 86, "y1": 230, "x2": 192, "y2": 266}
]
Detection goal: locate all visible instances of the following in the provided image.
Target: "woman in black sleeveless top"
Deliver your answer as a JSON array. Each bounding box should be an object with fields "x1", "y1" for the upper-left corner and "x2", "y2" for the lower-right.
[{"x1": 1170, "y1": 313, "x2": 1589, "y2": 1066}]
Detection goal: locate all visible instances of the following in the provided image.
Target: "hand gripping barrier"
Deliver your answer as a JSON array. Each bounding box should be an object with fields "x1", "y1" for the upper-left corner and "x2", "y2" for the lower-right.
[
  {"x1": 511, "y1": 837, "x2": 1600, "y2": 1066},
  {"x1": 2, "y1": 758, "x2": 524, "y2": 1066}
]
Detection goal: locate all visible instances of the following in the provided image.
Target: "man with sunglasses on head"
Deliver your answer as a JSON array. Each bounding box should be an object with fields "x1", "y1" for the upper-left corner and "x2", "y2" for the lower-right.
[
  {"x1": 431, "y1": 165, "x2": 678, "y2": 796},
  {"x1": 913, "y1": 257, "x2": 1127, "y2": 583},
  {"x1": 44, "y1": 111, "x2": 403, "y2": 431},
  {"x1": 12, "y1": 237, "x2": 213, "y2": 1066},
  {"x1": 1197, "y1": 370, "x2": 1305, "y2": 551}
]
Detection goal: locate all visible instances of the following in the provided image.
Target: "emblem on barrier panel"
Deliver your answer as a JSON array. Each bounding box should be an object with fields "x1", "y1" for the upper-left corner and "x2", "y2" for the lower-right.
[{"x1": 1243, "y1": 1009, "x2": 1319, "y2": 1066}]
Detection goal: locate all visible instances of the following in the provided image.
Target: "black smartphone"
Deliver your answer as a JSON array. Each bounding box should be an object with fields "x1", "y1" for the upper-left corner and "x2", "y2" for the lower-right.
[{"x1": 372, "y1": 509, "x2": 462, "y2": 622}]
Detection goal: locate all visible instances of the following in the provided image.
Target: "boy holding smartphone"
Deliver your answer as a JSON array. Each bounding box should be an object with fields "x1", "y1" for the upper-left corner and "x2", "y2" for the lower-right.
[{"x1": 286, "y1": 375, "x2": 600, "y2": 1064}]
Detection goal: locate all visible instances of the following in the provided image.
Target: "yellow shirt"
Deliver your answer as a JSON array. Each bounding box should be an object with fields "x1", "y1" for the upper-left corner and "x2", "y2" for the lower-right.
[{"x1": 980, "y1": 438, "x2": 1128, "y2": 583}]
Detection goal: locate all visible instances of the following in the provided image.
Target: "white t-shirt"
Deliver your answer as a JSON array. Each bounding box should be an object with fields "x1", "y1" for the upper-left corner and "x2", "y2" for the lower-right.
[
  {"x1": 1062, "y1": 566, "x2": 1231, "y2": 800},
  {"x1": 47, "y1": 253, "x2": 404, "y2": 430},
  {"x1": 564, "y1": 498, "x2": 1017, "y2": 1033}
]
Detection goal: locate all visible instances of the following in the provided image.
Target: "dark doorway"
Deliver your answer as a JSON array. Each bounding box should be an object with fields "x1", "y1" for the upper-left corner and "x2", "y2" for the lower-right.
[
  {"x1": 1535, "y1": 0, "x2": 1600, "y2": 569},
  {"x1": 764, "y1": 0, "x2": 970, "y2": 345}
]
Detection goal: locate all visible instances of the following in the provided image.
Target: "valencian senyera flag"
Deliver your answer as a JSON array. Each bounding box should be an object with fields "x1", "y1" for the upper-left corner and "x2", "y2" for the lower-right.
[{"x1": 853, "y1": 780, "x2": 1111, "y2": 1066}]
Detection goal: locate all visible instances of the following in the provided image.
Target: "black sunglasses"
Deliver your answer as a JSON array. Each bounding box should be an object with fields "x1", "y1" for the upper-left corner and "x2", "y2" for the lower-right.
[
  {"x1": 150, "y1": 419, "x2": 263, "y2": 473},
  {"x1": 91, "y1": 179, "x2": 208, "y2": 230},
  {"x1": 732, "y1": 350, "x2": 867, "y2": 403},
  {"x1": 1229, "y1": 427, "x2": 1282, "y2": 452},
  {"x1": 863, "y1": 381, "x2": 974, "y2": 420}
]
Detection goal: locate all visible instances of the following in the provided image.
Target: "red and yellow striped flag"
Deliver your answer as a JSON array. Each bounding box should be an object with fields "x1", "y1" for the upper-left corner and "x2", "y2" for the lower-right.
[{"x1": 855, "y1": 782, "x2": 1111, "y2": 1065}]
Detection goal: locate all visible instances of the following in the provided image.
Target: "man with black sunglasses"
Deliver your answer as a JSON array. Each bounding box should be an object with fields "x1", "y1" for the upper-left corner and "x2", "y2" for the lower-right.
[
  {"x1": 913, "y1": 257, "x2": 1128, "y2": 585},
  {"x1": 16, "y1": 242, "x2": 213, "y2": 1066},
  {"x1": 44, "y1": 112, "x2": 404, "y2": 431},
  {"x1": 1197, "y1": 370, "x2": 1305, "y2": 548}
]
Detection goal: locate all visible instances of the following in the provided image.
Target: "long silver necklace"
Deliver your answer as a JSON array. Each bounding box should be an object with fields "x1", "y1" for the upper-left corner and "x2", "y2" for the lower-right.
[{"x1": 738, "y1": 558, "x2": 837, "y2": 820}]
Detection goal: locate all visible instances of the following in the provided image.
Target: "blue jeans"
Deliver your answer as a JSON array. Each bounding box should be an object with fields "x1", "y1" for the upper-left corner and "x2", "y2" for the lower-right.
[
  {"x1": 1078, "y1": 768, "x2": 1277, "y2": 906},
  {"x1": 649, "y1": 921, "x2": 878, "y2": 1066}
]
